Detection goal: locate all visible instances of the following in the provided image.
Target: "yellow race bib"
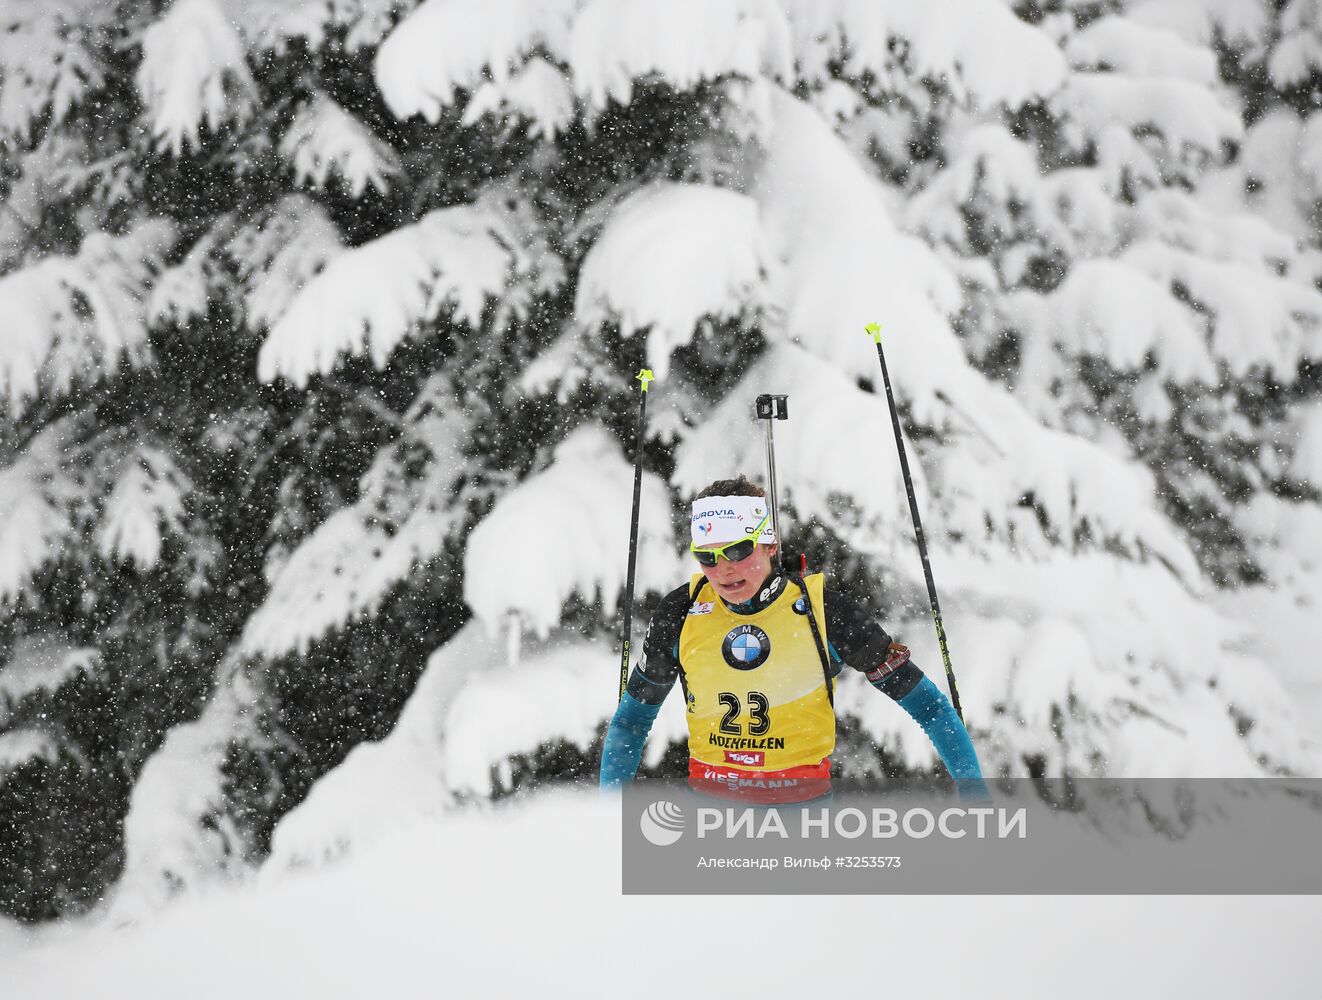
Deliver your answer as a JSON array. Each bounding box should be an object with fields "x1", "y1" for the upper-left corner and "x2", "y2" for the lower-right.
[{"x1": 679, "y1": 573, "x2": 835, "y2": 772}]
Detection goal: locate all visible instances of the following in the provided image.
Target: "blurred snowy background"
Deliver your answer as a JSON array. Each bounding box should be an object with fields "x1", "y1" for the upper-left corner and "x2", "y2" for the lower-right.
[{"x1": 2, "y1": 0, "x2": 1322, "y2": 929}]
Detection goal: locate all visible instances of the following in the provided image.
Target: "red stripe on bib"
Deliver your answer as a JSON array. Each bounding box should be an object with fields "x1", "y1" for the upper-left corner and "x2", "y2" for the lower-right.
[{"x1": 688, "y1": 757, "x2": 831, "y2": 804}]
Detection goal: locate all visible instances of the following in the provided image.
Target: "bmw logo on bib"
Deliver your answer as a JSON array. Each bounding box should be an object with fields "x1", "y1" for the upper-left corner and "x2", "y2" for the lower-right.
[
  {"x1": 792, "y1": 596, "x2": 809, "y2": 615},
  {"x1": 722, "y1": 624, "x2": 771, "y2": 670}
]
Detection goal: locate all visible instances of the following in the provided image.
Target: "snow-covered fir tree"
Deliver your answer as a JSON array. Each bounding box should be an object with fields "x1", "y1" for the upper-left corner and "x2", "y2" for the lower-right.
[{"x1": 1, "y1": 0, "x2": 1320, "y2": 920}]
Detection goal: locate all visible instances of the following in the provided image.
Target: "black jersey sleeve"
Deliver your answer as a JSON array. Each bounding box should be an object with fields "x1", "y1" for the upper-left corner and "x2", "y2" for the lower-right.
[
  {"x1": 823, "y1": 585, "x2": 893, "y2": 667},
  {"x1": 823, "y1": 585, "x2": 923, "y2": 700},
  {"x1": 623, "y1": 583, "x2": 691, "y2": 706}
]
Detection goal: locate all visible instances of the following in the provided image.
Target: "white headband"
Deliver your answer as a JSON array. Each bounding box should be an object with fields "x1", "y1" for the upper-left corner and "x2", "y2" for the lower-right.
[{"x1": 690, "y1": 495, "x2": 775, "y2": 547}]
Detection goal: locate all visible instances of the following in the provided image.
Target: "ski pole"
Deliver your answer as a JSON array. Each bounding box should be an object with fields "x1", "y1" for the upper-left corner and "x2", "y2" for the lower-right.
[
  {"x1": 754, "y1": 394, "x2": 788, "y2": 571},
  {"x1": 864, "y1": 323, "x2": 964, "y2": 723},
  {"x1": 618, "y1": 368, "x2": 655, "y2": 701}
]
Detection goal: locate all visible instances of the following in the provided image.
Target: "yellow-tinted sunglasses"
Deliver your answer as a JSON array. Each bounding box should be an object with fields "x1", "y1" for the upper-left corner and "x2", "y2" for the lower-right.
[{"x1": 689, "y1": 512, "x2": 771, "y2": 567}]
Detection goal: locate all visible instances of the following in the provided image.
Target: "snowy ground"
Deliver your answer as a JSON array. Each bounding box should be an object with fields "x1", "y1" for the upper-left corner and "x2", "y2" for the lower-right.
[{"x1": 3, "y1": 790, "x2": 1320, "y2": 1000}]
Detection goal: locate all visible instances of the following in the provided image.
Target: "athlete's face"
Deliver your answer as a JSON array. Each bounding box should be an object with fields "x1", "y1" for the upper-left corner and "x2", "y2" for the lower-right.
[{"x1": 698, "y1": 542, "x2": 777, "y2": 604}]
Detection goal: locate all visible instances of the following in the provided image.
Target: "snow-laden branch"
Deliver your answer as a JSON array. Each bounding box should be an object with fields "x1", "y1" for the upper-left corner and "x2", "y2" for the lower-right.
[
  {"x1": 463, "y1": 424, "x2": 680, "y2": 638},
  {"x1": 0, "y1": 220, "x2": 176, "y2": 416},
  {"x1": 1052, "y1": 73, "x2": 1243, "y2": 159},
  {"x1": 377, "y1": 0, "x2": 794, "y2": 121},
  {"x1": 280, "y1": 92, "x2": 401, "y2": 197},
  {"x1": 569, "y1": 0, "x2": 792, "y2": 109},
  {"x1": 1270, "y1": 0, "x2": 1322, "y2": 88},
  {"x1": 1236, "y1": 493, "x2": 1322, "y2": 588},
  {"x1": 918, "y1": 551, "x2": 1318, "y2": 777},
  {"x1": 0, "y1": 729, "x2": 63, "y2": 775},
  {"x1": 0, "y1": 1, "x2": 109, "y2": 142},
  {"x1": 1, "y1": 420, "x2": 208, "y2": 602},
  {"x1": 1065, "y1": 15, "x2": 1217, "y2": 84},
  {"x1": 374, "y1": 0, "x2": 578, "y2": 121},
  {"x1": 1237, "y1": 110, "x2": 1322, "y2": 241},
  {"x1": 1006, "y1": 261, "x2": 1214, "y2": 381},
  {"x1": 136, "y1": 0, "x2": 258, "y2": 155},
  {"x1": 97, "y1": 446, "x2": 192, "y2": 570},
  {"x1": 1138, "y1": 187, "x2": 1302, "y2": 270},
  {"x1": 574, "y1": 182, "x2": 766, "y2": 378},
  {"x1": 257, "y1": 194, "x2": 550, "y2": 385},
  {"x1": 231, "y1": 195, "x2": 346, "y2": 332},
  {"x1": 936, "y1": 373, "x2": 1203, "y2": 584},
  {"x1": 264, "y1": 621, "x2": 624, "y2": 867},
  {"x1": 785, "y1": 0, "x2": 1066, "y2": 108},
  {"x1": 0, "y1": 636, "x2": 101, "y2": 726},
  {"x1": 999, "y1": 198, "x2": 1322, "y2": 387},
  {"x1": 906, "y1": 122, "x2": 1091, "y2": 263},
  {"x1": 1122, "y1": 241, "x2": 1322, "y2": 380},
  {"x1": 110, "y1": 658, "x2": 263, "y2": 917},
  {"x1": 461, "y1": 56, "x2": 575, "y2": 139},
  {"x1": 246, "y1": 0, "x2": 405, "y2": 54},
  {"x1": 754, "y1": 88, "x2": 962, "y2": 406},
  {"x1": 242, "y1": 374, "x2": 471, "y2": 658},
  {"x1": 0, "y1": 420, "x2": 84, "y2": 604},
  {"x1": 148, "y1": 218, "x2": 237, "y2": 329},
  {"x1": 1123, "y1": 0, "x2": 1268, "y2": 48},
  {"x1": 1288, "y1": 404, "x2": 1322, "y2": 489}
]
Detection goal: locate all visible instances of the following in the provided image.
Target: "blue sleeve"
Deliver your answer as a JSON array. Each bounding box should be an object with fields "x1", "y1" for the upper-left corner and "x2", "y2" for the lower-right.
[
  {"x1": 599, "y1": 691, "x2": 662, "y2": 789},
  {"x1": 896, "y1": 676, "x2": 989, "y2": 800}
]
